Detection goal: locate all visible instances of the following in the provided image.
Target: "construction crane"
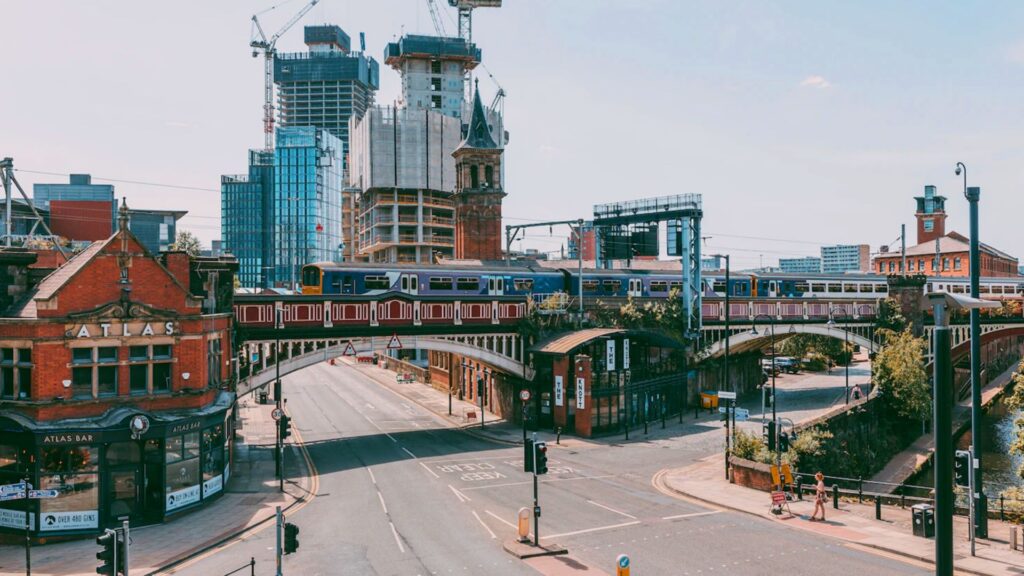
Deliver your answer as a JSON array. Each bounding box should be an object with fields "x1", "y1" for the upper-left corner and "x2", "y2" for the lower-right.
[
  {"x1": 425, "y1": 0, "x2": 449, "y2": 37},
  {"x1": 250, "y1": 0, "x2": 321, "y2": 150},
  {"x1": 447, "y1": 0, "x2": 501, "y2": 44}
]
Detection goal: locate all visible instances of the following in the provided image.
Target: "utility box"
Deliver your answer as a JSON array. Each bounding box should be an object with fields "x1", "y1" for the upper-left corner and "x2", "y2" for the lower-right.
[
  {"x1": 912, "y1": 504, "x2": 935, "y2": 538},
  {"x1": 258, "y1": 390, "x2": 268, "y2": 405}
]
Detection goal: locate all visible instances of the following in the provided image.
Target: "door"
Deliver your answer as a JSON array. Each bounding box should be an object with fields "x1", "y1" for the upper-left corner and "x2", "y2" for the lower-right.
[
  {"x1": 768, "y1": 281, "x2": 778, "y2": 298},
  {"x1": 628, "y1": 278, "x2": 643, "y2": 298},
  {"x1": 400, "y1": 274, "x2": 419, "y2": 295},
  {"x1": 105, "y1": 442, "x2": 141, "y2": 525},
  {"x1": 487, "y1": 276, "x2": 505, "y2": 296},
  {"x1": 142, "y1": 439, "x2": 164, "y2": 522}
]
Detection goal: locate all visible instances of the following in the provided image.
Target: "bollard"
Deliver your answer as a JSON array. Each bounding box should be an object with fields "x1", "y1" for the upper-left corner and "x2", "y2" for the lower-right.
[
  {"x1": 899, "y1": 486, "x2": 905, "y2": 509},
  {"x1": 833, "y1": 484, "x2": 840, "y2": 509},
  {"x1": 1000, "y1": 495, "x2": 1005, "y2": 522},
  {"x1": 875, "y1": 497, "x2": 882, "y2": 520},
  {"x1": 1011, "y1": 525, "x2": 1018, "y2": 552},
  {"x1": 857, "y1": 477, "x2": 863, "y2": 503},
  {"x1": 250, "y1": 556, "x2": 256, "y2": 576},
  {"x1": 556, "y1": 427, "x2": 562, "y2": 445},
  {"x1": 616, "y1": 553, "x2": 631, "y2": 576},
  {"x1": 517, "y1": 507, "x2": 531, "y2": 543},
  {"x1": 796, "y1": 476, "x2": 803, "y2": 501}
]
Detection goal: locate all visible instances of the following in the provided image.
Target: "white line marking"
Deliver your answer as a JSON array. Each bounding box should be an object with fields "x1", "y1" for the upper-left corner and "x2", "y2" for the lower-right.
[
  {"x1": 377, "y1": 491, "x2": 388, "y2": 514},
  {"x1": 460, "y1": 474, "x2": 617, "y2": 491},
  {"x1": 367, "y1": 468, "x2": 377, "y2": 484},
  {"x1": 389, "y1": 521, "x2": 405, "y2": 553},
  {"x1": 419, "y1": 461, "x2": 440, "y2": 479},
  {"x1": 365, "y1": 403, "x2": 376, "y2": 410},
  {"x1": 586, "y1": 499, "x2": 637, "y2": 520},
  {"x1": 485, "y1": 510, "x2": 518, "y2": 530},
  {"x1": 448, "y1": 484, "x2": 471, "y2": 503},
  {"x1": 472, "y1": 510, "x2": 497, "y2": 539},
  {"x1": 401, "y1": 446, "x2": 417, "y2": 459},
  {"x1": 384, "y1": 432, "x2": 397, "y2": 443},
  {"x1": 662, "y1": 511, "x2": 721, "y2": 521},
  {"x1": 543, "y1": 520, "x2": 641, "y2": 540}
]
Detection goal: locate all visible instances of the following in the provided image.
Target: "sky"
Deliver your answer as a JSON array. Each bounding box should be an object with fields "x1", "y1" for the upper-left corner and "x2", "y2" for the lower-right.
[{"x1": 3, "y1": 1, "x2": 1023, "y2": 269}]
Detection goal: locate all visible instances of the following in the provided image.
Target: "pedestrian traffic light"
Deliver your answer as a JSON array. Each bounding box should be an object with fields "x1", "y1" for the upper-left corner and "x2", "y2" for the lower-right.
[
  {"x1": 523, "y1": 438, "x2": 534, "y2": 473},
  {"x1": 954, "y1": 450, "x2": 971, "y2": 487},
  {"x1": 778, "y1": 431, "x2": 790, "y2": 452},
  {"x1": 96, "y1": 529, "x2": 117, "y2": 575},
  {"x1": 279, "y1": 414, "x2": 291, "y2": 440},
  {"x1": 765, "y1": 420, "x2": 777, "y2": 452},
  {"x1": 534, "y1": 441, "x2": 548, "y2": 475},
  {"x1": 284, "y1": 522, "x2": 300, "y2": 554}
]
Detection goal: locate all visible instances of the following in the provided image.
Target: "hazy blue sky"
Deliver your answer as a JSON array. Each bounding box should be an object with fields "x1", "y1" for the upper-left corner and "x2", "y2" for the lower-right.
[{"x1": 4, "y1": 1, "x2": 1023, "y2": 268}]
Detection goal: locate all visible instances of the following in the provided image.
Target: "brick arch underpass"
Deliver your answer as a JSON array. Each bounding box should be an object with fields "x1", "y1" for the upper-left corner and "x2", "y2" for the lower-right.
[
  {"x1": 236, "y1": 334, "x2": 529, "y2": 398},
  {"x1": 702, "y1": 322, "x2": 877, "y2": 358}
]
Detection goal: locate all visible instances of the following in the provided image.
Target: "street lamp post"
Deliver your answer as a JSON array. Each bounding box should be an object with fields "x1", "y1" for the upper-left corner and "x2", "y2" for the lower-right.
[
  {"x1": 957, "y1": 161, "x2": 988, "y2": 537},
  {"x1": 751, "y1": 313, "x2": 777, "y2": 469},
  {"x1": 827, "y1": 308, "x2": 852, "y2": 404}
]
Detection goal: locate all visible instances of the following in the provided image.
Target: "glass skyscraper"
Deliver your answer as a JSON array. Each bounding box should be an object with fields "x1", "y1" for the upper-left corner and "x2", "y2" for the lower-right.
[{"x1": 221, "y1": 128, "x2": 343, "y2": 289}]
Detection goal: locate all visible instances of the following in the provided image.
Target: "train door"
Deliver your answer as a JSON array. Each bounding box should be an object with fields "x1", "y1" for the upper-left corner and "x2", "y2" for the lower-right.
[
  {"x1": 767, "y1": 280, "x2": 778, "y2": 298},
  {"x1": 400, "y1": 274, "x2": 419, "y2": 295},
  {"x1": 487, "y1": 276, "x2": 505, "y2": 296},
  {"x1": 342, "y1": 275, "x2": 354, "y2": 295},
  {"x1": 628, "y1": 278, "x2": 643, "y2": 298}
]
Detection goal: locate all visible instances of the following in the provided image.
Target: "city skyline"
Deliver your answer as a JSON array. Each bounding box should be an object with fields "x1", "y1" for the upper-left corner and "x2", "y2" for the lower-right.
[{"x1": 4, "y1": 1, "x2": 1024, "y2": 268}]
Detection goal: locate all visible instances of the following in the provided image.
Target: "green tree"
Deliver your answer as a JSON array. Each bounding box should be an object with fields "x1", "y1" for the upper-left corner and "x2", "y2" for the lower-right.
[
  {"x1": 875, "y1": 298, "x2": 907, "y2": 340},
  {"x1": 1004, "y1": 358, "x2": 1024, "y2": 479},
  {"x1": 873, "y1": 329, "x2": 931, "y2": 421},
  {"x1": 170, "y1": 230, "x2": 202, "y2": 257}
]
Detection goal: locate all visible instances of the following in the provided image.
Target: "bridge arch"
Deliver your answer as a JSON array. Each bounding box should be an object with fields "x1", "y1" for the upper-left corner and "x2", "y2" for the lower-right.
[{"x1": 703, "y1": 322, "x2": 876, "y2": 358}]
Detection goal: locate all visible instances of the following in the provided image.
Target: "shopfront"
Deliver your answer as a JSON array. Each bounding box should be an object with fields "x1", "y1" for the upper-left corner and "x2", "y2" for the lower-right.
[{"x1": 0, "y1": 398, "x2": 233, "y2": 536}]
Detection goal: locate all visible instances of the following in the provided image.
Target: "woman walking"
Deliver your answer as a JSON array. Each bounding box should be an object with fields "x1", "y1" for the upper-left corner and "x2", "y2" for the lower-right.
[{"x1": 810, "y1": 471, "x2": 827, "y2": 521}]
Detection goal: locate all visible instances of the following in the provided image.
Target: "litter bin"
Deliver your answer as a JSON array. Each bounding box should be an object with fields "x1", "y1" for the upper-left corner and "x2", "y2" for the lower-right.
[
  {"x1": 911, "y1": 504, "x2": 934, "y2": 538},
  {"x1": 258, "y1": 390, "x2": 268, "y2": 405}
]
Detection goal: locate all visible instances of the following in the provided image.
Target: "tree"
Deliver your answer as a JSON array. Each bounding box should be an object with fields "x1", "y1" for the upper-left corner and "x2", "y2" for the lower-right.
[
  {"x1": 875, "y1": 298, "x2": 907, "y2": 340},
  {"x1": 1004, "y1": 358, "x2": 1024, "y2": 479},
  {"x1": 170, "y1": 230, "x2": 202, "y2": 257},
  {"x1": 872, "y1": 329, "x2": 931, "y2": 421}
]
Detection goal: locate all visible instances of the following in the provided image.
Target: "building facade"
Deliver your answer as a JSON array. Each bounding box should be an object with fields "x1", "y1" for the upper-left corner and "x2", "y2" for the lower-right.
[
  {"x1": 221, "y1": 150, "x2": 274, "y2": 288},
  {"x1": 384, "y1": 34, "x2": 480, "y2": 119},
  {"x1": 274, "y1": 25, "x2": 380, "y2": 170},
  {"x1": 127, "y1": 209, "x2": 186, "y2": 254},
  {"x1": 779, "y1": 256, "x2": 822, "y2": 274},
  {"x1": 0, "y1": 206, "x2": 237, "y2": 536},
  {"x1": 569, "y1": 222, "x2": 597, "y2": 262},
  {"x1": 33, "y1": 174, "x2": 116, "y2": 243},
  {"x1": 453, "y1": 85, "x2": 505, "y2": 260},
  {"x1": 820, "y1": 244, "x2": 870, "y2": 273}
]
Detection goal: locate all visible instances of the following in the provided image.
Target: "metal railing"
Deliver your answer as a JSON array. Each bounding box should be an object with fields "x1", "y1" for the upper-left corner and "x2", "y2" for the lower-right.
[{"x1": 222, "y1": 557, "x2": 255, "y2": 576}]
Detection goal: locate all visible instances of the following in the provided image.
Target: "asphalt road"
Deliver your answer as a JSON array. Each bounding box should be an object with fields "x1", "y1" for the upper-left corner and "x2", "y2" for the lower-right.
[{"x1": 175, "y1": 361, "x2": 927, "y2": 576}]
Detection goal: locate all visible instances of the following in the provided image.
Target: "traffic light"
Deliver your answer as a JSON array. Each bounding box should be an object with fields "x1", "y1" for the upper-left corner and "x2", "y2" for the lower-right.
[
  {"x1": 778, "y1": 431, "x2": 790, "y2": 452},
  {"x1": 279, "y1": 414, "x2": 291, "y2": 440},
  {"x1": 116, "y1": 528, "x2": 129, "y2": 576},
  {"x1": 523, "y1": 438, "x2": 534, "y2": 473},
  {"x1": 284, "y1": 522, "x2": 300, "y2": 554},
  {"x1": 954, "y1": 450, "x2": 971, "y2": 487},
  {"x1": 764, "y1": 421, "x2": 777, "y2": 452},
  {"x1": 534, "y1": 441, "x2": 548, "y2": 475},
  {"x1": 96, "y1": 529, "x2": 117, "y2": 575}
]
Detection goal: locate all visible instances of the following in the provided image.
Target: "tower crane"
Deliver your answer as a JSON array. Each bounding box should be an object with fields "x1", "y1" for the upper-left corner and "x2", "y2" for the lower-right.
[
  {"x1": 425, "y1": 0, "x2": 449, "y2": 37},
  {"x1": 251, "y1": 0, "x2": 321, "y2": 150}
]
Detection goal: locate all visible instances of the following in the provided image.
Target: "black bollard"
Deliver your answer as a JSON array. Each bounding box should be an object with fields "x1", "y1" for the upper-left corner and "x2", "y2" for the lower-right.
[
  {"x1": 875, "y1": 497, "x2": 882, "y2": 520},
  {"x1": 858, "y1": 477, "x2": 863, "y2": 504},
  {"x1": 796, "y1": 476, "x2": 803, "y2": 501},
  {"x1": 832, "y1": 484, "x2": 840, "y2": 510},
  {"x1": 556, "y1": 427, "x2": 562, "y2": 445}
]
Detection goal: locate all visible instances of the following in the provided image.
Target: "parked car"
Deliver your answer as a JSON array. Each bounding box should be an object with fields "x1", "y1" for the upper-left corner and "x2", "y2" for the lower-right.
[{"x1": 774, "y1": 357, "x2": 800, "y2": 374}]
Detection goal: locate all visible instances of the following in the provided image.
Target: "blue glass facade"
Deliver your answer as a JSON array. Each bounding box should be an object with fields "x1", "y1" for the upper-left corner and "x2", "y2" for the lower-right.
[{"x1": 221, "y1": 150, "x2": 273, "y2": 288}]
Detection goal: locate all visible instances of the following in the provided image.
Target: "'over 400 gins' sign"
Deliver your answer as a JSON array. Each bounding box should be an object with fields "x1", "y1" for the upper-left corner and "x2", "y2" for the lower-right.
[{"x1": 67, "y1": 321, "x2": 177, "y2": 339}]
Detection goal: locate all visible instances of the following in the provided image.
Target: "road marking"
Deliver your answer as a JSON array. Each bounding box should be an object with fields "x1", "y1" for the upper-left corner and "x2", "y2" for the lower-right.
[
  {"x1": 472, "y1": 510, "x2": 497, "y2": 539},
  {"x1": 365, "y1": 402, "x2": 376, "y2": 410},
  {"x1": 419, "y1": 461, "x2": 440, "y2": 479},
  {"x1": 401, "y1": 446, "x2": 417, "y2": 459},
  {"x1": 448, "y1": 484, "x2": 471, "y2": 502},
  {"x1": 377, "y1": 491, "x2": 389, "y2": 514},
  {"x1": 586, "y1": 499, "x2": 637, "y2": 520},
  {"x1": 460, "y1": 474, "x2": 617, "y2": 491},
  {"x1": 662, "y1": 511, "x2": 721, "y2": 521},
  {"x1": 389, "y1": 520, "x2": 406, "y2": 553},
  {"x1": 485, "y1": 509, "x2": 518, "y2": 530},
  {"x1": 542, "y1": 520, "x2": 641, "y2": 540},
  {"x1": 367, "y1": 467, "x2": 377, "y2": 484}
]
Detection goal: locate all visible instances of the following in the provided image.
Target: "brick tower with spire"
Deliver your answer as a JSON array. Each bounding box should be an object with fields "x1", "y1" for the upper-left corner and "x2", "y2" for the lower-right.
[{"x1": 453, "y1": 80, "x2": 505, "y2": 260}]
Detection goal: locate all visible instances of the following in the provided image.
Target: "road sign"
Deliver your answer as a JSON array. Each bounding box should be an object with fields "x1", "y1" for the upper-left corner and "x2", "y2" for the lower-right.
[
  {"x1": 735, "y1": 408, "x2": 750, "y2": 421},
  {"x1": 28, "y1": 490, "x2": 59, "y2": 499},
  {"x1": 617, "y1": 554, "x2": 630, "y2": 576},
  {"x1": 271, "y1": 408, "x2": 283, "y2": 421},
  {"x1": 717, "y1": 390, "x2": 737, "y2": 400},
  {"x1": 0, "y1": 492, "x2": 24, "y2": 502},
  {"x1": 342, "y1": 341, "x2": 356, "y2": 356},
  {"x1": 251, "y1": 352, "x2": 260, "y2": 363},
  {"x1": 520, "y1": 390, "x2": 531, "y2": 402},
  {"x1": 0, "y1": 482, "x2": 29, "y2": 495},
  {"x1": 387, "y1": 333, "x2": 403, "y2": 350}
]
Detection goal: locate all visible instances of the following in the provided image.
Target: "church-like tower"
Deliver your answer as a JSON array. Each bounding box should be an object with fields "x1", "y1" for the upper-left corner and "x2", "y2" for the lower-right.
[{"x1": 453, "y1": 80, "x2": 505, "y2": 260}]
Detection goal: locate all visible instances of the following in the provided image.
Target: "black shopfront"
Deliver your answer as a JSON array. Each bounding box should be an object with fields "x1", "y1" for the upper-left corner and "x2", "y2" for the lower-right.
[{"x1": 0, "y1": 393, "x2": 234, "y2": 537}]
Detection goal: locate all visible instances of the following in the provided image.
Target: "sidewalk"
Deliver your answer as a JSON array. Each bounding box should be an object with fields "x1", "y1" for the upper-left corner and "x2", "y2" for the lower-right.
[
  {"x1": 658, "y1": 454, "x2": 1024, "y2": 576},
  {"x1": 0, "y1": 399, "x2": 313, "y2": 576}
]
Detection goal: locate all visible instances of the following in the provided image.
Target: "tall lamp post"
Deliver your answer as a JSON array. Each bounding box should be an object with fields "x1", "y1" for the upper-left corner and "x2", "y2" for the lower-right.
[
  {"x1": 751, "y1": 313, "x2": 777, "y2": 468},
  {"x1": 827, "y1": 308, "x2": 852, "y2": 404},
  {"x1": 957, "y1": 161, "x2": 988, "y2": 537},
  {"x1": 709, "y1": 254, "x2": 732, "y2": 439}
]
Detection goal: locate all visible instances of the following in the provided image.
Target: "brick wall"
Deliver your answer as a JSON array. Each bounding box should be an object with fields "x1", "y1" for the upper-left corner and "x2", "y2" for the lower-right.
[{"x1": 730, "y1": 456, "x2": 774, "y2": 492}]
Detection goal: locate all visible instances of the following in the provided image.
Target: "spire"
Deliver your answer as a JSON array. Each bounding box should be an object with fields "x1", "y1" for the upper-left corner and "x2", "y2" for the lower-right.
[{"x1": 461, "y1": 78, "x2": 497, "y2": 149}]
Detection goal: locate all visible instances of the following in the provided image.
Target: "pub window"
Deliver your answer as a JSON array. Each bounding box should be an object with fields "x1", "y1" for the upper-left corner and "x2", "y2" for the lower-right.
[
  {"x1": 39, "y1": 445, "x2": 99, "y2": 531},
  {"x1": 0, "y1": 347, "x2": 32, "y2": 400},
  {"x1": 70, "y1": 347, "x2": 119, "y2": 399},
  {"x1": 202, "y1": 425, "x2": 226, "y2": 497},
  {"x1": 207, "y1": 338, "x2": 223, "y2": 389},
  {"x1": 165, "y1": 432, "x2": 201, "y2": 512},
  {"x1": 0, "y1": 444, "x2": 31, "y2": 521},
  {"x1": 129, "y1": 344, "x2": 174, "y2": 395}
]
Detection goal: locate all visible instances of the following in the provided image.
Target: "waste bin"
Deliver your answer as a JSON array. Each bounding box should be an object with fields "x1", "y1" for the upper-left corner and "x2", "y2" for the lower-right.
[
  {"x1": 258, "y1": 390, "x2": 268, "y2": 405},
  {"x1": 911, "y1": 504, "x2": 934, "y2": 538}
]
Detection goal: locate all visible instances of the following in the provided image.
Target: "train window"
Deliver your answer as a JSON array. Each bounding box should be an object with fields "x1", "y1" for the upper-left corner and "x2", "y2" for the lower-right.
[
  {"x1": 878, "y1": 284, "x2": 887, "y2": 293},
  {"x1": 795, "y1": 282, "x2": 809, "y2": 293},
  {"x1": 827, "y1": 283, "x2": 841, "y2": 293},
  {"x1": 952, "y1": 284, "x2": 966, "y2": 294},
  {"x1": 602, "y1": 280, "x2": 621, "y2": 292},
  {"x1": 430, "y1": 277, "x2": 453, "y2": 290},
  {"x1": 712, "y1": 281, "x2": 727, "y2": 293},
  {"x1": 365, "y1": 276, "x2": 390, "y2": 290},
  {"x1": 669, "y1": 281, "x2": 683, "y2": 292},
  {"x1": 650, "y1": 281, "x2": 669, "y2": 292},
  {"x1": 513, "y1": 279, "x2": 534, "y2": 291},
  {"x1": 980, "y1": 285, "x2": 992, "y2": 294},
  {"x1": 844, "y1": 284, "x2": 858, "y2": 293},
  {"x1": 302, "y1": 267, "x2": 320, "y2": 287},
  {"x1": 582, "y1": 280, "x2": 600, "y2": 292},
  {"x1": 456, "y1": 277, "x2": 479, "y2": 290}
]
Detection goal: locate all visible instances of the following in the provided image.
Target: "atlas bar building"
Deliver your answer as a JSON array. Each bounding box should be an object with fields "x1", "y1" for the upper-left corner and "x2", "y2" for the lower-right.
[{"x1": 0, "y1": 203, "x2": 237, "y2": 537}]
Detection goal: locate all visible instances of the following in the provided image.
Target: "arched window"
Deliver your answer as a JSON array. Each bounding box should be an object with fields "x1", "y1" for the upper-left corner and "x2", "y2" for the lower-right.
[
  {"x1": 484, "y1": 165, "x2": 494, "y2": 188},
  {"x1": 470, "y1": 165, "x2": 479, "y2": 188}
]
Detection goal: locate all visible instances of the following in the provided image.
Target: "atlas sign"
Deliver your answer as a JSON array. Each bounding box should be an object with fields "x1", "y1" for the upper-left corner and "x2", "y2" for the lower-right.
[{"x1": 69, "y1": 321, "x2": 177, "y2": 339}]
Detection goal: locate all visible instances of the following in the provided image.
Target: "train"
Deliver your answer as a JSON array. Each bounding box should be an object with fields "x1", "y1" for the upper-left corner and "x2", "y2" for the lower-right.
[{"x1": 300, "y1": 262, "x2": 1024, "y2": 302}]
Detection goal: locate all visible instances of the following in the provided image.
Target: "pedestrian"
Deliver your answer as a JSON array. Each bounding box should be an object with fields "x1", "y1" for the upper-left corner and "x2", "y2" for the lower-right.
[{"x1": 810, "y1": 471, "x2": 827, "y2": 521}]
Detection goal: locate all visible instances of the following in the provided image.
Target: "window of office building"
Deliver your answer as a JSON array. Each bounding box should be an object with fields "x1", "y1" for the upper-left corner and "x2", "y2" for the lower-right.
[
  {"x1": 0, "y1": 347, "x2": 32, "y2": 400},
  {"x1": 70, "y1": 347, "x2": 119, "y2": 399}
]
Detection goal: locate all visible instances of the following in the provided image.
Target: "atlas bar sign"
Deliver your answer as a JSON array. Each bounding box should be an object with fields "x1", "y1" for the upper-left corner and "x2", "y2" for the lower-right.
[{"x1": 68, "y1": 321, "x2": 177, "y2": 339}]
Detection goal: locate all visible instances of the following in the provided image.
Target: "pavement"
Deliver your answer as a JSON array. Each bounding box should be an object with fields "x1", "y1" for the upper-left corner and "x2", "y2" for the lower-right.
[
  {"x1": 658, "y1": 452, "x2": 1024, "y2": 576},
  {"x1": 0, "y1": 398, "x2": 314, "y2": 576}
]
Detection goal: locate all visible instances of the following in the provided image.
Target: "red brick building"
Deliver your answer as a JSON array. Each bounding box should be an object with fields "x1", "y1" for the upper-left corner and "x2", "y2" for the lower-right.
[
  {"x1": 453, "y1": 83, "x2": 505, "y2": 261},
  {"x1": 0, "y1": 204, "x2": 237, "y2": 536},
  {"x1": 874, "y1": 185, "x2": 1019, "y2": 277}
]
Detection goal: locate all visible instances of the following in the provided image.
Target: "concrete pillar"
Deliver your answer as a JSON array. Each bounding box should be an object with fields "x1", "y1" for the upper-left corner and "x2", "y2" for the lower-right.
[{"x1": 574, "y1": 355, "x2": 593, "y2": 438}]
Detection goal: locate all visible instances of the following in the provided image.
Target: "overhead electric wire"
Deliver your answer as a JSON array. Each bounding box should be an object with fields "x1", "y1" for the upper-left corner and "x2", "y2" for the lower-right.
[{"x1": 15, "y1": 169, "x2": 219, "y2": 193}]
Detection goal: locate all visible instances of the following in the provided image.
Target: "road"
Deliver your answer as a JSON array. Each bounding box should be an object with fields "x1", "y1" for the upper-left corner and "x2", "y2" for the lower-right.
[{"x1": 176, "y1": 361, "x2": 926, "y2": 576}]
